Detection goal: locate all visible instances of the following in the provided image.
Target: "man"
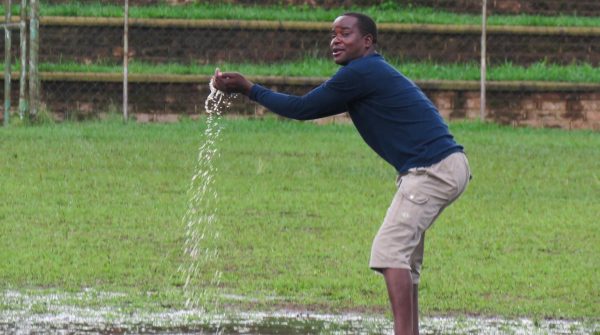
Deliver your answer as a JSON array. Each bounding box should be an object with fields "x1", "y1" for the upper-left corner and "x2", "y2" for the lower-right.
[{"x1": 213, "y1": 12, "x2": 470, "y2": 335}]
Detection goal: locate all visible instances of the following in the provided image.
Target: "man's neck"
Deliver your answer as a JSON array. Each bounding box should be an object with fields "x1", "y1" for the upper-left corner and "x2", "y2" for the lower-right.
[{"x1": 363, "y1": 48, "x2": 376, "y2": 58}]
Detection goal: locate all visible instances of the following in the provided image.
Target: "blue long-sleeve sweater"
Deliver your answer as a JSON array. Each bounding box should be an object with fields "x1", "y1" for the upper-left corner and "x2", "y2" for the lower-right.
[{"x1": 249, "y1": 54, "x2": 463, "y2": 174}]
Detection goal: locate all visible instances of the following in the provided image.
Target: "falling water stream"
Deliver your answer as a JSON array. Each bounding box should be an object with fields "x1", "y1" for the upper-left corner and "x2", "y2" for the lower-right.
[{"x1": 179, "y1": 78, "x2": 235, "y2": 317}]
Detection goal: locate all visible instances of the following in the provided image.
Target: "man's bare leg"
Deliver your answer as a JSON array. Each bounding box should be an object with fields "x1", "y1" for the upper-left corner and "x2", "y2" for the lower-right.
[
  {"x1": 383, "y1": 268, "x2": 413, "y2": 335},
  {"x1": 413, "y1": 284, "x2": 419, "y2": 335}
]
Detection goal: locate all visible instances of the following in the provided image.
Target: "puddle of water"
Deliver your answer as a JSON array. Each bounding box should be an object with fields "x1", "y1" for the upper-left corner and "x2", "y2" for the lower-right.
[{"x1": 1, "y1": 290, "x2": 597, "y2": 335}]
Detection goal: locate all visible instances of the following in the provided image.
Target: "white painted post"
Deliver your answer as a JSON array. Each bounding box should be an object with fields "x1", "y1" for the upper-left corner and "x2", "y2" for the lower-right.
[
  {"x1": 123, "y1": 0, "x2": 129, "y2": 121},
  {"x1": 29, "y1": 0, "x2": 39, "y2": 119},
  {"x1": 18, "y1": 0, "x2": 28, "y2": 120},
  {"x1": 4, "y1": 0, "x2": 13, "y2": 126},
  {"x1": 480, "y1": 0, "x2": 488, "y2": 121}
]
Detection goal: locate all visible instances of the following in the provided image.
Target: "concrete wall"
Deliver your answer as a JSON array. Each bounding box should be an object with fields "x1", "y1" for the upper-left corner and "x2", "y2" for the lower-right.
[
  {"x1": 2, "y1": 17, "x2": 598, "y2": 66},
  {"x1": 429, "y1": 89, "x2": 600, "y2": 130},
  {"x1": 2, "y1": 75, "x2": 597, "y2": 130},
  {"x1": 15, "y1": 21, "x2": 596, "y2": 66}
]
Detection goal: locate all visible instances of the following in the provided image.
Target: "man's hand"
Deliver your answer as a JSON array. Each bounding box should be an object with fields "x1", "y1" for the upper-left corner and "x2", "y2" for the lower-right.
[{"x1": 213, "y1": 68, "x2": 254, "y2": 96}]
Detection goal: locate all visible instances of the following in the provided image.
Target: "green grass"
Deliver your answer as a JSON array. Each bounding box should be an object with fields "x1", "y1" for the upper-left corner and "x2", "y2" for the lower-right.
[
  {"x1": 4, "y1": 59, "x2": 600, "y2": 83},
  {"x1": 3, "y1": 2, "x2": 600, "y2": 27},
  {"x1": 0, "y1": 118, "x2": 599, "y2": 320}
]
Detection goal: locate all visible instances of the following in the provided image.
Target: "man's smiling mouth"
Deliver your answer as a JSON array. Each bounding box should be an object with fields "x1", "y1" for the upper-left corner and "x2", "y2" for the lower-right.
[{"x1": 332, "y1": 48, "x2": 344, "y2": 57}]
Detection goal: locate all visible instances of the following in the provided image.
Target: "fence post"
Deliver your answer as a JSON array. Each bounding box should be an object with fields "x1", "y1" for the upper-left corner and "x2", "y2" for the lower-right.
[
  {"x1": 123, "y1": 0, "x2": 129, "y2": 122},
  {"x1": 4, "y1": 0, "x2": 13, "y2": 126},
  {"x1": 480, "y1": 0, "x2": 487, "y2": 121},
  {"x1": 18, "y1": 0, "x2": 28, "y2": 120},
  {"x1": 28, "y1": 0, "x2": 38, "y2": 119}
]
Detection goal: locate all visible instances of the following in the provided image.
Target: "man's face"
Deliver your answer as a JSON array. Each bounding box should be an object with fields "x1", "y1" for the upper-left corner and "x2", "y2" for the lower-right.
[{"x1": 330, "y1": 15, "x2": 372, "y2": 66}]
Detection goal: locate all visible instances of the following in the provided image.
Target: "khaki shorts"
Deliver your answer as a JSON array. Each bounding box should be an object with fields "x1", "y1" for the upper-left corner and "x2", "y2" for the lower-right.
[{"x1": 369, "y1": 152, "x2": 470, "y2": 284}]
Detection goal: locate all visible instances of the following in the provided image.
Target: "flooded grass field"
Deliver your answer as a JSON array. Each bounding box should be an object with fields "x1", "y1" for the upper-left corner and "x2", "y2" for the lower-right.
[
  {"x1": 1, "y1": 290, "x2": 597, "y2": 335},
  {"x1": 1, "y1": 90, "x2": 598, "y2": 334}
]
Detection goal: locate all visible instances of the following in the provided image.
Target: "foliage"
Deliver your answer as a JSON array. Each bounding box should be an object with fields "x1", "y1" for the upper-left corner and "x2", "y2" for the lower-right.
[
  {"x1": 3, "y1": 59, "x2": 599, "y2": 83},
  {"x1": 3, "y1": 2, "x2": 600, "y2": 27}
]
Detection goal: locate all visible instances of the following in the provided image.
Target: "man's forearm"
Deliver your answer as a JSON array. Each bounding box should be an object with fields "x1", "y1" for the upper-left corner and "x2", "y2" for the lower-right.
[{"x1": 249, "y1": 84, "x2": 346, "y2": 120}]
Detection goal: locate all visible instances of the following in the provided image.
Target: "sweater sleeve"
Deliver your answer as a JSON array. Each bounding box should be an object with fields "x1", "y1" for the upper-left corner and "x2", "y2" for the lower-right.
[{"x1": 248, "y1": 67, "x2": 365, "y2": 121}]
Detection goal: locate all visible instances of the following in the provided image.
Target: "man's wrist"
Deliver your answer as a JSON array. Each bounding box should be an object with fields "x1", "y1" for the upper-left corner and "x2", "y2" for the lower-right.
[{"x1": 244, "y1": 81, "x2": 254, "y2": 96}]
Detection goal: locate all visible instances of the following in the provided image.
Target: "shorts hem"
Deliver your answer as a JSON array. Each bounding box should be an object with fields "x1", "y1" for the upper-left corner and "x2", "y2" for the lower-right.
[{"x1": 369, "y1": 263, "x2": 411, "y2": 274}]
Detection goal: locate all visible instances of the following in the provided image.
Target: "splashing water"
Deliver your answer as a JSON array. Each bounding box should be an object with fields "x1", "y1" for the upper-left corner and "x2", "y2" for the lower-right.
[{"x1": 179, "y1": 78, "x2": 235, "y2": 313}]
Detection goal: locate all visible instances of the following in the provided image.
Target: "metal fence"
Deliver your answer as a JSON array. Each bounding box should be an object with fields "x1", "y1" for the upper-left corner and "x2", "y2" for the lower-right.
[{"x1": 1, "y1": 0, "x2": 599, "y2": 129}]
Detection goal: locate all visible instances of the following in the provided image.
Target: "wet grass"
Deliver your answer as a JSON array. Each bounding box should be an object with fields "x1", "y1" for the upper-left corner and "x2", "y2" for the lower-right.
[
  {"x1": 4, "y1": 59, "x2": 600, "y2": 83},
  {"x1": 0, "y1": 118, "x2": 599, "y2": 320},
  {"x1": 3, "y1": 2, "x2": 600, "y2": 27}
]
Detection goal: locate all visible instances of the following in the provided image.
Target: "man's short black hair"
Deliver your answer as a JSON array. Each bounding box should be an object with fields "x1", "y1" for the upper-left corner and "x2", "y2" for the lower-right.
[{"x1": 342, "y1": 12, "x2": 378, "y2": 44}]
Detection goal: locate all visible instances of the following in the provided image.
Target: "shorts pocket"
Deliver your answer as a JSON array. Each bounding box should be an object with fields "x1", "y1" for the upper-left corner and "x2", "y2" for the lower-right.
[
  {"x1": 399, "y1": 188, "x2": 433, "y2": 232},
  {"x1": 400, "y1": 189, "x2": 429, "y2": 205}
]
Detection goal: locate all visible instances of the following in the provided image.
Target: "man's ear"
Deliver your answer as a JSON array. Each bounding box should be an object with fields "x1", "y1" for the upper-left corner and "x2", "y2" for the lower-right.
[{"x1": 364, "y1": 34, "x2": 374, "y2": 48}]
